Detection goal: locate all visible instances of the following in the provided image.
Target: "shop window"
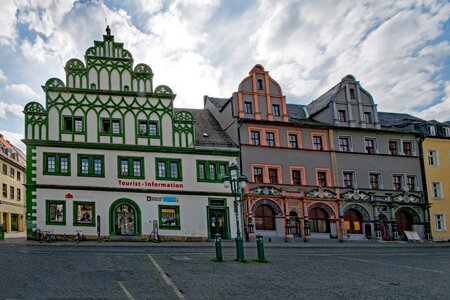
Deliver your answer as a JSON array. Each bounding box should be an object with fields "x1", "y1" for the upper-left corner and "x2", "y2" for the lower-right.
[
  {"x1": 272, "y1": 104, "x2": 281, "y2": 116},
  {"x1": 46, "y1": 200, "x2": 66, "y2": 225},
  {"x1": 118, "y1": 156, "x2": 144, "y2": 179},
  {"x1": 73, "y1": 201, "x2": 95, "y2": 226},
  {"x1": 255, "y1": 205, "x2": 275, "y2": 230},
  {"x1": 159, "y1": 205, "x2": 181, "y2": 230},
  {"x1": 78, "y1": 154, "x2": 104, "y2": 177},
  {"x1": 244, "y1": 102, "x2": 253, "y2": 114},
  {"x1": 101, "y1": 118, "x2": 122, "y2": 135},
  {"x1": 197, "y1": 161, "x2": 228, "y2": 182},
  {"x1": 344, "y1": 209, "x2": 363, "y2": 234},
  {"x1": 43, "y1": 153, "x2": 71, "y2": 176},
  {"x1": 156, "y1": 158, "x2": 182, "y2": 181}
]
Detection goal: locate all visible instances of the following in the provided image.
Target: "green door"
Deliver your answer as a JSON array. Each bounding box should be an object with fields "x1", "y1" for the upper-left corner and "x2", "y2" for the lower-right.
[{"x1": 208, "y1": 208, "x2": 228, "y2": 239}]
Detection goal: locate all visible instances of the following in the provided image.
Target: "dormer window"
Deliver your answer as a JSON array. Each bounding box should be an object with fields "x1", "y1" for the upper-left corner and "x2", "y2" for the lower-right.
[
  {"x1": 364, "y1": 112, "x2": 372, "y2": 124},
  {"x1": 444, "y1": 127, "x2": 450, "y2": 137},
  {"x1": 428, "y1": 126, "x2": 436, "y2": 136},
  {"x1": 350, "y1": 88, "x2": 356, "y2": 99},
  {"x1": 272, "y1": 104, "x2": 281, "y2": 116},
  {"x1": 257, "y1": 79, "x2": 264, "y2": 91}
]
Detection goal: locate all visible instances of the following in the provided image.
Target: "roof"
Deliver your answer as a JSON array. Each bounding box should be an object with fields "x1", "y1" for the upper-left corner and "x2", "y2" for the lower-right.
[
  {"x1": 306, "y1": 81, "x2": 343, "y2": 116},
  {"x1": 205, "y1": 96, "x2": 231, "y2": 111},
  {"x1": 174, "y1": 108, "x2": 237, "y2": 149},
  {"x1": 0, "y1": 134, "x2": 26, "y2": 167},
  {"x1": 378, "y1": 112, "x2": 424, "y2": 132}
]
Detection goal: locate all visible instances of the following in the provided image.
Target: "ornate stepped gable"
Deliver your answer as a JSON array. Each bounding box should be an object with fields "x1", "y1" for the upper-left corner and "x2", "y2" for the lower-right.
[{"x1": 24, "y1": 33, "x2": 194, "y2": 148}]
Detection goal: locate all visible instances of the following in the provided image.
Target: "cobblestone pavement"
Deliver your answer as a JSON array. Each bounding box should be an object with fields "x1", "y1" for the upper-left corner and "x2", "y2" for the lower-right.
[{"x1": 0, "y1": 240, "x2": 449, "y2": 299}]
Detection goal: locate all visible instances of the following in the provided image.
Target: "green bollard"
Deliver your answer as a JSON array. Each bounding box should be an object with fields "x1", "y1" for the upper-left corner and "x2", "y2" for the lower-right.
[
  {"x1": 256, "y1": 234, "x2": 267, "y2": 262},
  {"x1": 214, "y1": 233, "x2": 223, "y2": 262},
  {"x1": 0, "y1": 224, "x2": 4, "y2": 241}
]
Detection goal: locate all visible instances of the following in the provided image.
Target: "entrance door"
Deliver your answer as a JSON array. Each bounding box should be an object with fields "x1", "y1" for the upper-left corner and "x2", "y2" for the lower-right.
[
  {"x1": 396, "y1": 210, "x2": 413, "y2": 235},
  {"x1": 208, "y1": 208, "x2": 228, "y2": 239},
  {"x1": 289, "y1": 211, "x2": 301, "y2": 236},
  {"x1": 115, "y1": 204, "x2": 136, "y2": 236},
  {"x1": 379, "y1": 215, "x2": 388, "y2": 241}
]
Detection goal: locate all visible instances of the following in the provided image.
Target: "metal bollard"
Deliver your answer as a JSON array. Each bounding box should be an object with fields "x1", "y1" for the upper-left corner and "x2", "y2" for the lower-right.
[
  {"x1": 256, "y1": 234, "x2": 267, "y2": 262},
  {"x1": 214, "y1": 233, "x2": 223, "y2": 262}
]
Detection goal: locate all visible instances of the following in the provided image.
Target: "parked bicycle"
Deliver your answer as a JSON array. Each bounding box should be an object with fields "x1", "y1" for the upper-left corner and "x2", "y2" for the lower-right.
[{"x1": 74, "y1": 230, "x2": 82, "y2": 244}]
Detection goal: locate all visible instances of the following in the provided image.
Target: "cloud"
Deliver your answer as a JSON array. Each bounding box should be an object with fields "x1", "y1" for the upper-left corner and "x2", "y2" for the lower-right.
[
  {"x1": 0, "y1": 69, "x2": 7, "y2": 82},
  {"x1": 0, "y1": 0, "x2": 18, "y2": 45},
  {"x1": 0, "y1": 130, "x2": 25, "y2": 153},
  {"x1": 0, "y1": 101, "x2": 23, "y2": 119},
  {"x1": 5, "y1": 84, "x2": 41, "y2": 101}
]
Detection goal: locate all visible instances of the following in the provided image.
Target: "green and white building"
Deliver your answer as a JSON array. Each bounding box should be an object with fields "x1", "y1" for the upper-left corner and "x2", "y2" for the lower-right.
[{"x1": 24, "y1": 33, "x2": 239, "y2": 240}]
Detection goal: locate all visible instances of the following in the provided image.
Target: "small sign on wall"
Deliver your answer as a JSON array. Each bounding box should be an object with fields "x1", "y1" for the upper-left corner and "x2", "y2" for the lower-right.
[
  {"x1": 147, "y1": 196, "x2": 162, "y2": 202},
  {"x1": 146, "y1": 196, "x2": 178, "y2": 202}
]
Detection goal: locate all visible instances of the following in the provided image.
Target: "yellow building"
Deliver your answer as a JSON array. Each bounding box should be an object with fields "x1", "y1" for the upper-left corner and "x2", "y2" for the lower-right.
[
  {"x1": 422, "y1": 122, "x2": 450, "y2": 242},
  {"x1": 0, "y1": 134, "x2": 26, "y2": 237}
]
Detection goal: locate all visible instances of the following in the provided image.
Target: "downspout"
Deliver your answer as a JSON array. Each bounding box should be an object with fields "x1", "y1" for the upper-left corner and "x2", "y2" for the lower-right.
[{"x1": 418, "y1": 135, "x2": 432, "y2": 241}]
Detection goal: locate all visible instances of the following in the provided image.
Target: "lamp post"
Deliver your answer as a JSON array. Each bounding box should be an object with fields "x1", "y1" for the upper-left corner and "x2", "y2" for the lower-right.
[{"x1": 223, "y1": 162, "x2": 248, "y2": 262}]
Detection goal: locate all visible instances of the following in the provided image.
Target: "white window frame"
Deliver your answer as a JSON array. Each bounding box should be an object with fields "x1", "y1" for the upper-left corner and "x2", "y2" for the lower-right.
[
  {"x1": 342, "y1": 170, "x2": 356, "y2": 188},
  {"x1": 435, "y1": 214, "x2": 446, "y2": 231},
  {"x1": 431, "y1": 182, "x2": 442, "y2": 199},
  {"x1": 364, "y1": 137, "x2": 378, "y2": 154},
  {"x1": 338, "y1": 136, "x2": 352, "y2": 152},
  {"x1": 402, "y1": 140, "x2": 415, "y2": 156},
  {"x1": 428, "y1": 126, "x2": 436, "y2": 136},
  {"x1": 369, "y1": 172, "x2": 383, "y2": 189},
  {"x1": 444, "y1": 127, "x2": 450, "y2": 137},
  {"x1": 428, "y1": 150, "x2": 439, "y2": 166},
  {"x1": 392, "y1": 174, "x2": 404, "y2": 191}
]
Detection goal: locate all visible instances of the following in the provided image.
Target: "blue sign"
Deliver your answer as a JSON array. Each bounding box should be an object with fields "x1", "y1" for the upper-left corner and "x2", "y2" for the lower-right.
[{"x1": 163, "y1": 197, "x2": 178, "y2": 203}]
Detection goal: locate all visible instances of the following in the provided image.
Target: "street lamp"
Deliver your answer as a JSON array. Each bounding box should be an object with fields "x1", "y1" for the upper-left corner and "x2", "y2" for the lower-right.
[{"x1": 223, "y1": 162, "x2": 248, "y2": 262}]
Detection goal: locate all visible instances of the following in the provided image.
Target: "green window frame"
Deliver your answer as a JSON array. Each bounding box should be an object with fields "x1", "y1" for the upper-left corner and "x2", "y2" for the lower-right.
[
  {"x1": 62, "y1": 115, "x2": 85, "y2": 134},
  {"x1": 73, "y1": 201, "x2": 96, "y2": 227},
  {"x1": 155, "y1": 158, "x2": 182, "y2": 181},
  {"x1": 196, "y1": 161, "x2": 229, "y2": 183},
  {"x1": 117, "y1": 156, "x2": 145, "y2": 179},
  {"x1": 158, "y1": 205, "x2": 181, "y2": 230},
  {"x1": 43, "y1": 153, "x2": 71, "y2": 176},
  {"x1": 100, "y1": 118, "x2": 123, "y2": 136},
  {"x1": 77, "y1": 154, "x2": 105, "y2": 177},
  {"x1": 137, "y1": 120, "x2": 160, "y2": 137},
  {"x1": 46, "y1": 200, "x2": 66, "y2": 225}
]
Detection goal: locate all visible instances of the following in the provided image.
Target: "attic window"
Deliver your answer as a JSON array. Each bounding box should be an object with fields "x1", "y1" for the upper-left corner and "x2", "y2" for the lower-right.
[
  {"x1": 428, "y1": 126, "x2": 436, "y2": 136},
  {"x1": 257, "y1": 79, "x2": 264, "y2": 91},
  {"x1": 349, "y1": 89, "x2": 356, "y2": 99},
  {"x1": 202, "y1": 133, "x2": 209, "y2": 137}
]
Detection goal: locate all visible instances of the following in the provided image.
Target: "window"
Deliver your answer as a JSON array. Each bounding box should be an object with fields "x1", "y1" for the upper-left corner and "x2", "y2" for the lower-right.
[
  {"x1": 46, "y1": 200, "x2": 66, "y2": 225},
  {"x1": 388, "y1": 140, "x2": 399, "y2": 155},
  {"x1": 339, "y1": 110, "x2": 347, "y2": 122},
  {"x1": 428, "y1": 150, "x2": 438, "y2": 166},
  {"x1": 444, "y1": 127, "x2": 450, "y2": 137},
  {"x1": 17, "y1": 171, "x2": 21, "y2": 181},
  {"x1": 364, "y1": 138, "x2": 376, "y2": 154},
  {"x1": 309, "y1": 207, "x2": 330, "y2": 233},
  {"x1": 369, "y1": 173, "x2": 381, "y2": 189},
  {"x1": 427, "y1": 126, "x2": 436, "y2": 136},
  {"x1": 10, "y1": 167, "x2": 14, "y2": 178},
  {"x1": 74, "y1": 117, "x2": 83, "y2": 132},
  {"x1": 349, "y1": 88, "x2": 356, "y2": 99},
  {"x1": 255, "y1": 205, "x2": 275, "y2": 230},
  {"x1": 197, "y1": 161, "x2": 228, "y2": 182},
  {"x1": 253, "y1": 167, "x2": 263, "y2": 183},
  {"x1": 403, "y1": 141, "x2": 412, "y2": 156},
  {"x1": 313, "y1": 136, "x2": 323, "y2": 150},
  {"x1": 272, "y1": 104, "x2": 281, "y2": 116},
  {"x1": 431, "y1": 182, "x2": 442, "y2": 198},
  {"x1": 291, "y1": 169, "x2": 302, "y2": 185},
  {"x1": 74, "y1": 202, "x2": 95, "y2": 226},
  {"x1": 2, "y1": 164, "x2": 6, "y2": 175},
  {"x1": 407, "y1": 176, "x2": 416, "y2": 191},
  {"x1": 10, "y1": 186, "x2": 14, "y2": 199},
  {"x1": 118, "y1": 157, "x2": 144, "y2": 179},
  {"x1": 17, "y1": 188, "x2": 21, "y2": 201},
  {"x1": 317, "y1": 171, "x2": 327, "y2": 187},
  {"x1": 339, "y1": 137, "x2": 351, "y2": 152},
  {"x1": 138, "y1": 120, "x2": 159, "y2": 137},
  {"x1": 257, "y1": 79, "x2": 264, "y2": 90},
  {"x1": 344, "y1": 209, "x2": 363, "y2": 234},
  {"x1": 63, "y1": 116, "x2": 83, "y2": 133},
  {"x1": 288, "y1": 134, "x2": 298, "y2": 148},
  {"x1": 90, "y1": 83, "x2": 96, "y2": 89},
  {"x1": 364, "y1": 112, "x2": 372, "y2": 124},
  {"x1": 159, "y1": 205, "x2": 181, "y2": 230},
  {"x1": 101, "y1": 119, "x2": 121, "y2": 135},
  {"x1": 392, "y1": 175, "x2": 403, "y2": 191},
  {"x1": 435, "y1": 214, "x2": 446, "y2": 231},
  {"x1": 266, "y1": 132, "x2": 275, "y2": 147},
  {"x1": 251, "y1": 131, "x2": 260, "y2": 145},
  {"x1": 156, "y1": 158, "x2": 182, "y2": 180},
  {"x1": 78, "y1": 154, "x2": 104, "y2": 177},
  {"x1": 244, "y1": 102, "x2": 253, "y2": 114},
  {"x1": 44, "y1": 153, "x2": 71, "y2": 175},
  {"x1": 343, "y1": 171, "x2": 354, "y2": 188},
  {"x1": 268, "y1": 168, "x2": 279, "y2": 184},
  {"x1": 2, "y1": 184, "x2": 7, "y2": 197}
]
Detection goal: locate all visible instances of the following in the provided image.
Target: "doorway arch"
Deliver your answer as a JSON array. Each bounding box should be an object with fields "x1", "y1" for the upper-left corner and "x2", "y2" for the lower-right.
[
  {"x1": 309, "y1": 207, "x2": 330, "y2": 233},
  {"x1": 109, "y1": 198, "x2": 142, "y2": 236}
]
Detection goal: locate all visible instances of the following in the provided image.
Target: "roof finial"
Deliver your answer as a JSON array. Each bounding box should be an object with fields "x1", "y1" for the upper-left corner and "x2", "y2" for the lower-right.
[{"x1": 105, "y1": 24, "x2": 111, "y2": 36}]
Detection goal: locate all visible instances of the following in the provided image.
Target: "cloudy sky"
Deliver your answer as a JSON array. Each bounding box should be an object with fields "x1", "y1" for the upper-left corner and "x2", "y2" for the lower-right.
[{"x1": 0, "y1": 0, "x2": 449, "y2": 151}]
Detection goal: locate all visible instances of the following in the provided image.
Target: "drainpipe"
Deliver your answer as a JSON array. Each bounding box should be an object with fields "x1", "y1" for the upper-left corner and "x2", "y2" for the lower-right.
[{"x1": 418, "y1": 136, "x2": 432, "y2": 241}]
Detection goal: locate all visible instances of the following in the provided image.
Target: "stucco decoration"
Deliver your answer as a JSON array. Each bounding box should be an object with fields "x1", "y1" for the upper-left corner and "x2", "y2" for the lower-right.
[
  {"x1": 252, "y1": 199, "x2": 282, "y2": 216},
  {"x1": 392, "y1": 193, "x2": 421, "y2": 204},
  {"x1": 342, "y1": 189, "x2": 370, "y2": 201},
  {"x1": 45, "y1": 78, "x2": 65, "y2": 88},
  {"x1": 65, "y1": 58, "x2": 85, "y2": 70},
  {"x1": 306, "y1": 187, "x2": 336, "y2": 199},
  {"x1": 250, "y1": 186, "x2": 282, "y2": 196},
  {"x1": 154, "y1": 85, "x2": 173, "y2": 96},
  {"x1": 307, "y1": 202, "x2": 335, "y2": 218},
  {"x1": 343, "y1": 204, "x2": 370, "y2": 220},
  {"x1": 134, "y1": 63, "x2": 153, "y2": 75},
  {"x1": 24, "y1": 102, "x2": 45, "y2": 115}
]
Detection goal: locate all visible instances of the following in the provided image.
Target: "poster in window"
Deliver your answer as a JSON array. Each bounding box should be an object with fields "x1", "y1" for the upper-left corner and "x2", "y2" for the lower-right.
[
  {"x1": 160, "y1": 207, "x2": 178, "y2": 228},
  {"x1": 49, "y1": 203, "x2": 64, "y2": 222},
  {"x1": 353, "y1": 221, "x2": 361, "y2": 231},
  {"x1": 76, "y1": 203, "x2": 94, "y2": 224},
  {"x1": 344, "y1": 221, "x2": 351, "y2": 231}
]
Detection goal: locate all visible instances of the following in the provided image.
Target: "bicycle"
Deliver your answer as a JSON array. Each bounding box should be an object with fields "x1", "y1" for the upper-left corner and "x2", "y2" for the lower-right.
[
  {"x1": 46, "y1": 229, "x2": 56, "y2": 243},
  {"x1": 74, "y1": 230, "x2": 82, "y2": 244}
]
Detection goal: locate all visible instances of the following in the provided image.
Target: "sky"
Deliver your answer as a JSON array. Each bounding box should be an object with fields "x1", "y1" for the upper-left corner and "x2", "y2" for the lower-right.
[{"x1": 0, "y1": 0, "x2": 449, "y2": 152}]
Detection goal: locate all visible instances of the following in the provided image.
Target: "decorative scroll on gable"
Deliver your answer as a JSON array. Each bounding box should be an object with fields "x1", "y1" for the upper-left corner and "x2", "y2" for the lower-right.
[
  {"x1": 306, "y1": 187, "x2": 336, "y2": 199},
  {"x1": 392, "y1": 193, "x2": 421, "y2": 204},
  {"x1": 250, "y1": 186, "x2": 282, "y2": 196},
  {"x1": 342, "y1": 189, "x2": 371, "y2": 201}
]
